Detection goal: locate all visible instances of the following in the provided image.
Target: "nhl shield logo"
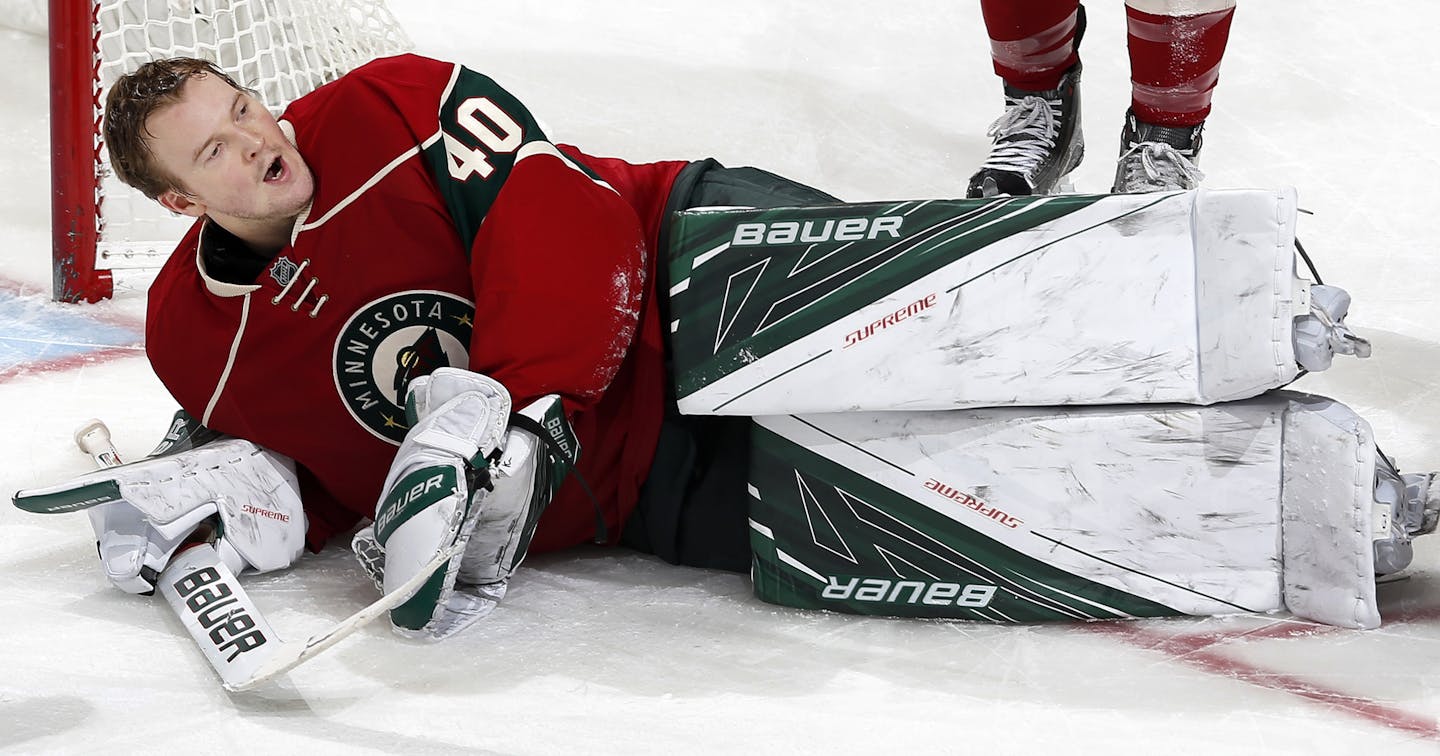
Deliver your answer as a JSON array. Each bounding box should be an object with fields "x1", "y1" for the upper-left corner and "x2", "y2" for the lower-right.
[
  {"x1": 268, "y1": 256, "x2": 301, "y2": 287},
  {"x1": 332, "y1": 290, "x2": 475, "y2": 444}
]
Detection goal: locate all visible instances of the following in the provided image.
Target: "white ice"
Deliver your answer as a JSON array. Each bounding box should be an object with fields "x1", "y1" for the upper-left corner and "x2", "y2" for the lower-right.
[{"x1": 1, "y1": 1, "x2": 1438, "y2": 753}]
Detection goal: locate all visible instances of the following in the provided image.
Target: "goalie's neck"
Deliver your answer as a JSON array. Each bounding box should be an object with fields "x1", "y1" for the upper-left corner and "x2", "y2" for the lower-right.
[{"x1": 198, "y1": 219, "x2": 283, "y2": 286}]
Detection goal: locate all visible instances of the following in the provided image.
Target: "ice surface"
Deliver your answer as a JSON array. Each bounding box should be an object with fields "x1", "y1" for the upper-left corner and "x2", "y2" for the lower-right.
[{"x1": 1, "y1": 1, "x2": 1437, "y2": 753}]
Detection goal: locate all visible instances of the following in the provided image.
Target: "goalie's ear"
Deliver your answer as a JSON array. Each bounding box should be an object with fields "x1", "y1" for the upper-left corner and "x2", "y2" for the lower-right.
[{"x1": 158, "y1": 188, "x2": 206, "y2": 218}]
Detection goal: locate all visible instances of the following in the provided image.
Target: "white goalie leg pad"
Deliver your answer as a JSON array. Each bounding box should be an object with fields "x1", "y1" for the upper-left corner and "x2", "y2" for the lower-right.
[
  {"x1": 671, "y1": 188, "x2": 1372, "y2": 415},
  {"x1": 15, "y1": 438, "x2": 306, "y2": 593},
  {"x1": 1277, "y1": 394, "x2": 1436, "y2": 627},
  {"x1": 748, "y1": 392, "x2": 1433, "y2": 628},
  {"x1": 371, "y1": 367, "x2": 510, "y2": 640}
]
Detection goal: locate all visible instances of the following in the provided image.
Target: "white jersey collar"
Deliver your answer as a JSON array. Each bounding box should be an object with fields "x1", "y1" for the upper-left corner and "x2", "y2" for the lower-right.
[{"x1": 279, "y1": 118, "x2": 315, "y2": 246}]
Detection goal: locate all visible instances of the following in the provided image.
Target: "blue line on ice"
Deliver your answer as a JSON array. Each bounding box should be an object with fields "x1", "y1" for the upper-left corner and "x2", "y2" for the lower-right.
[{"x1": 0, "y1": 290, "x2": 142, "y2": 368}]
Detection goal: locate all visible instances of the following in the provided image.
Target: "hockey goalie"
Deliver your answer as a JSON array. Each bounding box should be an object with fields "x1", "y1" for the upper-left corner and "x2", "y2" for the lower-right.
[
  {"x1": 11, "y1": 53, "x2": 1438, "y2": 692},
  {"x1": 17, "y1": 185, "x2": 1435, "y2": 641}
]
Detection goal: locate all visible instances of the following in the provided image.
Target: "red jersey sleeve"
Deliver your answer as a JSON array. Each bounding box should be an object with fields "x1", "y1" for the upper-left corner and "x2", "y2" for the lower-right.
[{"x1": 464, "y1": 146, "x2": 648, "y2": 413}]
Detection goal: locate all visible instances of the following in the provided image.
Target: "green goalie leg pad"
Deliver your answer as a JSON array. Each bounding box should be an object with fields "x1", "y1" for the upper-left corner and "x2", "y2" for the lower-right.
[{"x1": 746, "y1": 420, "x2": 1181, "y2": 623}]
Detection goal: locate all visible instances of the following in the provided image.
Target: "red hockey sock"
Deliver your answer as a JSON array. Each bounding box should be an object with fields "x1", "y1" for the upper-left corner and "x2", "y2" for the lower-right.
[
  {"x1": 1125, "y1": 4, "x2": 1236, "y2": 126},
  {"x1": 980, "y1": 0, "x2": 1081, "y2": 92}
]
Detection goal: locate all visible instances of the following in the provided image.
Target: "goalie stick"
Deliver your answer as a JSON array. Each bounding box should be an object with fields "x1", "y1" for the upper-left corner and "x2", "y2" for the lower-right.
[{"x1": 73, "y1": 418, "x2": 459, "y2": 692}]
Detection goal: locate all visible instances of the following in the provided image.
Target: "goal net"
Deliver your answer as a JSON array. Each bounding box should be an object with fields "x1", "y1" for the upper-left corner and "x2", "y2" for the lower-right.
[{"x1": 46, "y1": 0, "x2": 413, "y2": 302}]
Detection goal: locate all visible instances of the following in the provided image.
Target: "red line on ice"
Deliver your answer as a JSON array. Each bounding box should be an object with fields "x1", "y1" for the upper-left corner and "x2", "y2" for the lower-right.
[
  {"x1": 1091, "y1": 622, "x2": 1439, "y2": 739},
  {"x1": 0, "y1": 274, "x2": 147, "y2": 384},
  {"x1": 0, "y1": 347, "x2": 145, "y2": 384},
  {"x1": 0, "y1": 273, "x2": 147, "y2": 332}
]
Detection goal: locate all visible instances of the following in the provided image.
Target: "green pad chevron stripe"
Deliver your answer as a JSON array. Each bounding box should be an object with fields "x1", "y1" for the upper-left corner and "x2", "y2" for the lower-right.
[
  {"x1": 374, "y1": 466, "x2": 460, "y2": 545},
  {"x1": 747, "y1": 423, "x2": 1181, "y2": 622},
  {"x1": 390, "y1": 568, "x2": 452, "y2": 631},
  {"x1": 667, "y1": 194, "x2": 1107, "y2": 398}
]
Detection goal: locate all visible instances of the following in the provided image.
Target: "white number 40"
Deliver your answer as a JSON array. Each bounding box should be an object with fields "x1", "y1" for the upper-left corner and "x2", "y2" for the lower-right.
[{"x1": 442, "y1": 97, "x2": 523, "y2": 181}]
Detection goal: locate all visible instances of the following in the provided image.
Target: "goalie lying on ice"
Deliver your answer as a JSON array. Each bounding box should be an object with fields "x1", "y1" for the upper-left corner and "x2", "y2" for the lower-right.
[
  {"x1": 11, "y1": 53, "x2": 1434, "y2": 641},
  {"x1": 13, "y1": 374, "x2": 1439, "y2": 636}
]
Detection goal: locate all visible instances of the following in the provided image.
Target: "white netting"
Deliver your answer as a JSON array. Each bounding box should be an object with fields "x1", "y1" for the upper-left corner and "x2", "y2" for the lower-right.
[
  {"x1": 90, "y1": 0, "x2": 413, "y2": 279},
  {"x1": 97, "y1": 0, "x2": 412, "y2": 111}
]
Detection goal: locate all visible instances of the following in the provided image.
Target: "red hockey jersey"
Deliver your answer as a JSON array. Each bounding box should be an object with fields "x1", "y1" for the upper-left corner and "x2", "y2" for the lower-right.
[{"x1": 146, "y1": 54, "x2": 688, "y2": 553}]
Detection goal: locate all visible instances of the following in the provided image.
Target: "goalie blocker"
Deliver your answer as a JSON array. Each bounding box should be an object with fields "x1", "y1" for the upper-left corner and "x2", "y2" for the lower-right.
[
  {"x1": 746, "y1": 393, "x2": 1438, "y2": 629},
  {"x1": 352, "y1": 367, "x2": 579, "y2": 640}
]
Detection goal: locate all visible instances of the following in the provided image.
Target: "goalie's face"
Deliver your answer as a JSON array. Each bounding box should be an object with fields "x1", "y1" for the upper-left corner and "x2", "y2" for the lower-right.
[{"x1": 146, "y1": 72, "x2": 314, "y2": 251}]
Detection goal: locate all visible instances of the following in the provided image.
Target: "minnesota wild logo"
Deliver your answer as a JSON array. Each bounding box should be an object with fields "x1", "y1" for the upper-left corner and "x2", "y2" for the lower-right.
[{"x1": 332, "y1": 290, "x2": 475, "y2": 444}]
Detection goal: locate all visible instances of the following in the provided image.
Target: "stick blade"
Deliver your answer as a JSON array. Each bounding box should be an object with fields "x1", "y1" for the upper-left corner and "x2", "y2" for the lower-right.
[{"x1": 224, "y1": 543, "x2": 460, "y2": 691}]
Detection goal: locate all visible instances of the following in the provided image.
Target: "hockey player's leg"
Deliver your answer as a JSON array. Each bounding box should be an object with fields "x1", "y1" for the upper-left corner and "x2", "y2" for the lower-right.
[
  {"x1": 667, "y1": 188, "x2": 1369, "y2": 415},
  {"x1": 747, "y1": 395, "x2": 1435, "y2": 629},
  {"x1": 966, "y1": 1, "x2": 1086, "y2": 198},
  {"x1": 1112, "y1": 0, "x2": 1236, "y2": 193},
  {"x1": 667, "y1": 158, "x2": 842, "y2": 213},
  {"x1": 621, "y1": 411, "x2": 753, "y2": 572},
  {"x1": 618, "y1": 156, "x2": 834, "y2": 570}
]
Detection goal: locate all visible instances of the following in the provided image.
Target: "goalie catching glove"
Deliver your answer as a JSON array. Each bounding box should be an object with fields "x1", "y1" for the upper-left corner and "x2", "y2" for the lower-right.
[
  {"x1": 12, "y1": 413, "x2": 307, "y2": 594},
  {"x1": 351, "y1": 367, "x2": 578, "y2": 640}
]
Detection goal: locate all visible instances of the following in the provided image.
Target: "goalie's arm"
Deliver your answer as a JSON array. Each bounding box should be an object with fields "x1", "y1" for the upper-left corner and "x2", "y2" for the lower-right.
[
  {"x1": 352, "y1": 367, "x2": 580, "y2": 640},
  {"x1": 50, "y1": 415, "x2": 480, "y2": 691},
  {"x1": 54, "y1": 416, "x2": 291, "y2": 690},
  {"x1": 458, "y1": 388, "x2": 580, "y2": 587},
  {"x1": 13, "y1": 410, "x2": 307, "y2": 594}
]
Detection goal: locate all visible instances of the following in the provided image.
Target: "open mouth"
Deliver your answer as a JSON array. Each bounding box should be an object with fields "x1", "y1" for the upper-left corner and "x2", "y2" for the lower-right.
[{"x1": 264, "y1": 157, "x2": 284, "y2": 182}]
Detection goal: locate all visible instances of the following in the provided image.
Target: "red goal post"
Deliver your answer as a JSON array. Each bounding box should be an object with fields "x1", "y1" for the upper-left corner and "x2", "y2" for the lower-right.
[{"x1": 45, "y1": 0, "x2": 413, "y2": 302}]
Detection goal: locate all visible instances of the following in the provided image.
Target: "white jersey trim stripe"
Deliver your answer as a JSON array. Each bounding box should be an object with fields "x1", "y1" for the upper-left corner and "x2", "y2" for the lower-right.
[
  {"x1": 202, "y1": 292, "x2": 252, "y2": 426},
  {"x1": 294, "y1": 139, "x2": 434, "y2": 235},
  {"x1": 1124, "y1": 0, "x2": 1235, "y2": 15},
  {"x1": 288, "y1": 66, "x2": 460, "y2": 237},
  {"x1": 514, "y1": 140, "x2": 619, "y2": 196},
  {"x1": 438, "y1": 62, "x2": 462, "y2": 109}
]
